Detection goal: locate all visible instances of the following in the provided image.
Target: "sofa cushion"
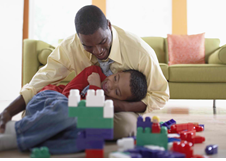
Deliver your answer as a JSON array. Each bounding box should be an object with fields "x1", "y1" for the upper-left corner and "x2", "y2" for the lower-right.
[
  {"x1": 169, "y1": 64, "x2": 226, "y2": 82},
  {"x1": 159, "y1": 63, "x2": 168, "y2": 80},
  {"x1": 165, "y1": 38, "x2": 220, "y2": 64},
  {"x1": 38, "y1": 48, "x2": 53, "y2": 65},
  {"x1": 167, "y1": 33, "x2": 205, "y2": 65},
  {"x1": 208, "y1": 45, "x2": 226, "y2": 64},
  {"x1": 142, "y1": 37, "x2": 166, "y2": 63}
]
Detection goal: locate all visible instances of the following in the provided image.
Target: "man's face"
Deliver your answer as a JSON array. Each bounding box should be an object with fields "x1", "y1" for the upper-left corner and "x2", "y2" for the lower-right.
[
  {"x1": 101, "y1": 72, "x2": 132, "y2": 101},
  {"x1": 78, "y1": 23, "x2": 112, "y2": 60}
]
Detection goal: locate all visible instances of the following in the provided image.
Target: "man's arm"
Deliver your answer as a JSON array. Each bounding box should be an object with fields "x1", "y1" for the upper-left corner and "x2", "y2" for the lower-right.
[
  {"x1": 108, "y1": 98, "x2": 147, "y2": 113},
  {"x1": 0, "y1": 95, "x2": 26, "y2": 133}
]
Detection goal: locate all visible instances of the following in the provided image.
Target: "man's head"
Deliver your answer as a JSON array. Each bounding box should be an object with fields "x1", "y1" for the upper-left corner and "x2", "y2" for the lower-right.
[
  {"x1": 101, "y1": 70, "x2": 147, "y2": 102},
  {"x1": 75, "y1": 5, "x2": 112, "y2": 60}
]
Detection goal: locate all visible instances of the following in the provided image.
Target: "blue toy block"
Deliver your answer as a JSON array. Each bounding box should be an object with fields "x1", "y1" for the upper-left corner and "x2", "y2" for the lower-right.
[
  {"x1": 126, "y1": 146, "x2": 160, "y2": 158},
  {"x1": 161, "y1": 119, "x2": 176, "y2": 129},
  {"x1": 168, "y1": 138, "x2": 181, "y2": 143},
  {"x1": 137, "y1": 116, "x2": 152, "y2": 129},
  {"x1": 77, "y1": 137, "x2": 104, "y2": 150},
  {"x1": 130, "y1": 153, "x2": 142, "y2": 158},
  {"x1": 155, "y1": 151, "x2": 185, "y2": 158},
  {"x1": 85, "y1": 128, "x2": 113, "y2": 140},
  {"x1": 205, "y1": 145, "x2": 218, "y2": 155}
]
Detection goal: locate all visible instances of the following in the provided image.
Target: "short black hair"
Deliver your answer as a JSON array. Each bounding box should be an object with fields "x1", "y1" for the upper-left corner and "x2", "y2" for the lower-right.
[
  {"x1": 123, "y1": 69, "x2": 147, "y2": 102},
  {"x1": 75, "y1": 5, "x2": 108, "y2": 35}
]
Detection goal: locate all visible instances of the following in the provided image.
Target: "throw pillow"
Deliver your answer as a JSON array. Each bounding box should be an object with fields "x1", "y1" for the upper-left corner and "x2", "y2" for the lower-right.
[{"x1": 167, "y1": 33, "x2": 205, "y2": 65}]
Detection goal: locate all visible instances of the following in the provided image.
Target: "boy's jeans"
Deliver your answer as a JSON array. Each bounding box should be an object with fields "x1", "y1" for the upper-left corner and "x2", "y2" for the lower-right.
[{"x1": 15, "y1": 90, "x2": 83, "y2": 154}]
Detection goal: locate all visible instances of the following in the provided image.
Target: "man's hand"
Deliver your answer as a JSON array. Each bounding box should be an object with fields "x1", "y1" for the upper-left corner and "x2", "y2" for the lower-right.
[
  {"x1": 0, "y1": 110, "x2": 12, "y2": 133},
  {"x1": 87, "y1": 72, "x2": 101, "y2": 88}
]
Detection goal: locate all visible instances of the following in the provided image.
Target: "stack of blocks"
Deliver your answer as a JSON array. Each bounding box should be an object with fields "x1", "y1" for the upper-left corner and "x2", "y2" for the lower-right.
[
  {"x1": 68, "y1": 89, "x2": 114, "y2": 158},
  {"x1": 136, "y1": 116, "x2": 168, "y2": 150}
]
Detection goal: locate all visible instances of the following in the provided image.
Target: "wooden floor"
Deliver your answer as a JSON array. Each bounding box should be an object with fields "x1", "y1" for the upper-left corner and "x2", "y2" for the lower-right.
[{"x1": 0, "y1": 99, "x2": 226, "y2": 158}]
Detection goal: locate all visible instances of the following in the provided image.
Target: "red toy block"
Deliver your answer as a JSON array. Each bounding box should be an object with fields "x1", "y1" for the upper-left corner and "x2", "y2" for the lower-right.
[
  {"x1": 151, "y1": 123, "x2": 161, "y2": 133},
  {"x1": 171, "y1": 141, "x2": 193, "y2": 158},
  {"x1": 194, "y1": 125, "x2": 204, "y2": 132},
  {"x1": 86, "y1": 149, "x2": 104, "y2": 158},
  {"x1": 170, "y1": 123, "x2": 194, "y2": 133},
  {"x1": 180, "y1": 132, "x2": 205, "y2": 145}
]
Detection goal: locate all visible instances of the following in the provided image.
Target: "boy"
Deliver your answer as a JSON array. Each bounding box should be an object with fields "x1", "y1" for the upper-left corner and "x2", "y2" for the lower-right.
[{"x1": 0, "y1": 65, "x2": 147, "y2": 154}]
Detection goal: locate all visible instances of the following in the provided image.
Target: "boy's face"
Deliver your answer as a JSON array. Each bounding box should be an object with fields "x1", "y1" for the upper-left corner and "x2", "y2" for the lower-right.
[
  {"x1": 101, "y1": 72, "x2": 132, "y2": 101},
  {"x1": 78, "y1": 21, "x2": 112, "y2": 60}
]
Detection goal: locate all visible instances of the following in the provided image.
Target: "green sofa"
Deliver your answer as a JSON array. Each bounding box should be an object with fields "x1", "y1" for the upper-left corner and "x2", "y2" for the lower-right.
[{"x1": 22, "y1": 37, "x2": 226, "y2": 112}]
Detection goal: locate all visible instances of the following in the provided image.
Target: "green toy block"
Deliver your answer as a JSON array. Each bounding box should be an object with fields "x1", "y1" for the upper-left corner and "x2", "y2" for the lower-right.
[
  {"x1": 68, "y1": 99, "x2": 105, "y2": 118},
  {"x1": 68, "y1": 107, "x2": 103, "y2": 118},
  {"x1": 30, "y1": 147, "x2": 50, "y2": 158},
  {"x1": 136, "y1": 126, "x2": 168, "y2": 150},
  {"x1": 77, "y1": 117, "x2": 113, "y2": 129}
]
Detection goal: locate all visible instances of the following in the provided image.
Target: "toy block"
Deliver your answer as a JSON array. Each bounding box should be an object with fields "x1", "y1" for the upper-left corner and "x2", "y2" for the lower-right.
[
  {"x1": 86, "y1": 149, "x2": 104, "y2": 158},
  {"x1": 30, "y1": 147, "x2": 50, "y2": 158},
  {"x1": 85, "y1": 128, "x2": 113, "y2": 140},
  {"x1": 103, "y1": 100, "x2": 114, "y2": 118},
  {"x1": 86, "y1": 139, "x2": 105, "y2": 149},
  {"x1": 136, "y1": 126, "x2": 168, "y2": 150},
  {"x1": 205, "y1": 144, "x2": 218, "y2": 155},
  {"x1": 117, "y1": 138, "x2": 135, "y2": 151},
  {"x1": 155, "y1": 150, "x2": 185, "y2": 158},
  {"x1": 168, "y1": 134, "x2": 180, "y2": 138},
  {"x1": 170, "y1": 123, "x2": 194, "y2": 133},
  {"x1": 194, "y1": 125, "x2": 204, "y2": 132},
  {"x1": 180, "y1": 132, "x2": 205, "y2": 145},
  {"x1": 86, "y1": 89, "x2": 105, "y2": 107},
  {"x1": 161, "y1": 119, "x2": 176, "y2": 129},
  {"x1": 125, "y1": 146, "x2": 159, "y2": 158},
  {"x1": 137, "y1": 116, "x2": 152, "y2": 129},
  {"x1": 152, "y1": 123, "x2": 161, "y2": 133},
  {"x1": 77, "y1": 117, "x2": 113, "y2": 129},
  {"x1": 68, "y1": 89, "x2": 80, "y2": 107},
  {"x1": 109, "y1": 152, "x2": 131, "y2": 158},
  {"x1": 199, "y1": 124, "x2": 204, "y2": 130},
  {"x1": 171, "y1": 141, "x2": 193, "y2": 158},
  {"x1": 68, "y1": 104, "x2": 103, "y2": 118},
  {"x1": 144, "y1": 145, "x2": 165, "y2": 151},
  {"x1": 168, "y1": 138, "x2": 181, "y2": 143}
]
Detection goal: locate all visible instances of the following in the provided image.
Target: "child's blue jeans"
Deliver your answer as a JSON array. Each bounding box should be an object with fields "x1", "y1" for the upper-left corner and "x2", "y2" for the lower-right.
[{"x1": 15, "y1": 90, "x2": 83, "y2": 154}]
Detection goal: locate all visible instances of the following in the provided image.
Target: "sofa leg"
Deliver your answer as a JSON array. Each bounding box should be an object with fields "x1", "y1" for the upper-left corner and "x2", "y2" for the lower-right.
[{"x1": 213, "y1": 99, "x2": 216, "y2": 115}]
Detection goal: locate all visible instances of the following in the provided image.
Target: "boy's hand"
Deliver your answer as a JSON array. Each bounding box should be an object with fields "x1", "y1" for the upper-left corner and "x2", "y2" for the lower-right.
[
  {"x1": 87, "y1": 72, "x2": 101, "y2": 88},
  {"x1": 0, "y1": 110, "x2": 12, "y2": 133}
]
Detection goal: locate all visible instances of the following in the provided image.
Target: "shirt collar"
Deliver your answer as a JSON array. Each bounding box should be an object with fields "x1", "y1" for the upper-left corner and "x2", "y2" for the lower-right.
[{"x1": 90, "y1": 26, "x2": 122, "y2": 65}]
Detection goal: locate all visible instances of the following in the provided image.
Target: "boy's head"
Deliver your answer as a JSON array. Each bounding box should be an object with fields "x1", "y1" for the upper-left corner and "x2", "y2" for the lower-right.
[{"x1": 101, "y1": 70, "x2": 147, "y2": 102}]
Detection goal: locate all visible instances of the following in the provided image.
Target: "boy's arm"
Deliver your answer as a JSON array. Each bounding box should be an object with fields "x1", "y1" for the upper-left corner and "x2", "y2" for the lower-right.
[{"x1": 0, "y1": 95, "x2": 26, "y2": 133}]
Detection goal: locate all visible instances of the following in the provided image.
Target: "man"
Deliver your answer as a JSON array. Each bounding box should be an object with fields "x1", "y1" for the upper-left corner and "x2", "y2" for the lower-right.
[{"x1": 0, "y1": 5, "x2": 169, "y2": 140}]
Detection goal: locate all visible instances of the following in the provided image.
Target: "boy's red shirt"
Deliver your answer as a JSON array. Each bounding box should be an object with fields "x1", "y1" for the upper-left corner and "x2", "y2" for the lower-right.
[{"x1": 39, "y1": 66, "x2": 107, "y2": 98}]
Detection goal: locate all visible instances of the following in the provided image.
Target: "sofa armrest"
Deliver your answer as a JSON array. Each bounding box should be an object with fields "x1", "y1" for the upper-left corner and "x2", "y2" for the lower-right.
[
  {"x1": 22, "y1": 39, "x2": 55, "y2": 86},
  {"x1": 208, "y1": 45, "x2": 226, "y2": 64}
]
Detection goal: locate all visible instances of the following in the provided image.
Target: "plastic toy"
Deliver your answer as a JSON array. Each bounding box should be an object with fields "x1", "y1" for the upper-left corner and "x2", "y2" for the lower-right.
[
  {"x1": 161, "y1": 119, "x2": 176, "y2": 129},
  {"x1": 137, "y1": 116, "x2": 152, "y2": 129},
  {"x1": 171, "y1": 141, "x2": 193, "y2": 158},
  {"x1": 205, "y1": 145, "x2": 218, "y2": 155},
  {"x1": 117, "y1": 138, "x2": 135, "y2": 151},
  {"x1": 30, "y1": 147, "x2": 50, "y2": 158},
  {"x1": 86, "y1": 149, "x2": 104, "y2": 158}
]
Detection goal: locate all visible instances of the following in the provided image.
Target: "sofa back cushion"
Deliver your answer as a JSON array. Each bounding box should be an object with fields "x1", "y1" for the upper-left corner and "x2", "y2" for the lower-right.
[
  {"x1": 165, "y1": 37, "x2": 220, "y2": 64},
  {"x1": 142, "y1": 37, "x2": 166, "y2": 63}
]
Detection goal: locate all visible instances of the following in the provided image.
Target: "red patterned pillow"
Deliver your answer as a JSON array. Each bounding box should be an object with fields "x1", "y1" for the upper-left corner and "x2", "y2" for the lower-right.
[{"x1": 167, "y1": 33, "x2": 205, "y2": 65}]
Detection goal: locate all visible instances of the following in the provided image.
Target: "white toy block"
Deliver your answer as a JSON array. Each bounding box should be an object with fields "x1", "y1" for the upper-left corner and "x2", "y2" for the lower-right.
[
  {"x1": 168, "y1": 134, "x2": 180, "y2": 138},
  {"x1": 109, "y1": 152, "x2": 130, "y2": 158},
  {"x1": 68, "y1": 89, "x2": 80, "y2": 107},
  {"x1": 144, "y1": 145, "x2": 165, "y2": 151},
  {"x1": 117, "y1": 138, "x2": 134, "y2": 151},
  {"x1": 168, "y1": 142, "x2": 173, "y2": 150},
  {"x1": 103, "y1": 100, "x2": 114, "y2": 118},
  {"x1": 86, "y1": 89, "x2": 105, "y2": 107}
]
